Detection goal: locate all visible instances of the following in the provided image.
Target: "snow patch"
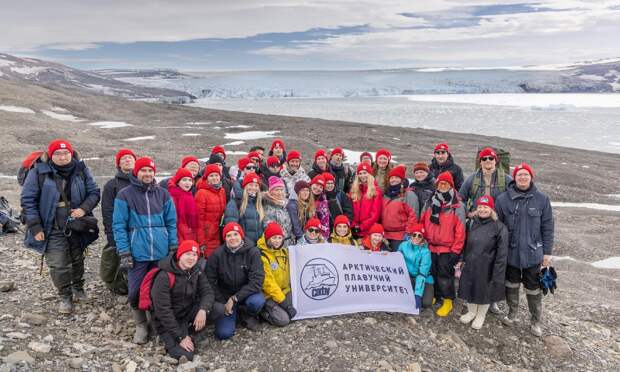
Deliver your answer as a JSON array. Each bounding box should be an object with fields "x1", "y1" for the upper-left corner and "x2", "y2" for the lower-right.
[
  {"x1": 124, "y1": 135, "x2": 155, "y2": 142},
  {"x1": 182, "y1": 133, "x2": 201, "y2": 136},
  {"x1": 591, "y1": 257, "x2": 620, "y2": 269},
  {"x1": 341, "y1": 149, "x2": 365, "y2": 164},
  {"x1": 10, "y1": 66, "x2": 47, "y2": 75},
  {"x1": 41, "y1": 110, "x2": 84, "y2": 122},
  {"x1": 551, "y1": 202, "x2": 620, "y2": 212},
  {"x1": 578, "y1": 74, "x2": 606, "y2": 81},
  {"x1": 226, "y1": 151, "x2": 249, "y2": 156},
  {"x1": 0, "y1": 59, "x2": 15, "y2": 67},
  {"x1": 185, "y1": 122, "x2": 212, "y2": 125},
  {"x1": 82, "y1": 157, "x2": 101, "y2": 161},
  {"x1": 0, "y1": 105, "x2": 35, "y2": 114},
  {"x1": 51, "y1": 106, "x2": 69, "y2": 113},
  {"x1": 224, "y1": 130, "x2": 278, "y2": 140},
  {"x1": 223, "y1": 141, "x2": 245, "y2": 146},
  {"x1": 225, "y1": 125, "x2": 252, "y2": 129},
  {"x1": 89, "y1": 121, "x2": 133, "y2": 129}
]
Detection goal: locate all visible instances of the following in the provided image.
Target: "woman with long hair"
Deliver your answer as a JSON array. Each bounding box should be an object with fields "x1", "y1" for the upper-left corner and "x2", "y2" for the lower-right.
[
  {"x1": 223, "y1": 173, "x2": 265, "y2": 245},
  {"x1": 168, "y1": 167, "x2": 199, "y2": 243},
  {"x1": 287, "y1": 180, "x2": 315, "y2": 242},
  {"x1": 372, "y1": 149, "x2": 394, "y2": 194},
  {"x1": 349, "y1": 163, "x2": 382, "y2": 238}
]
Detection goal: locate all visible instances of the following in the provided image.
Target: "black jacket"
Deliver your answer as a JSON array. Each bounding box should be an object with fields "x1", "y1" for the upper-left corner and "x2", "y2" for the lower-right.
[
  {"x1": 409, "y1": 174, "x2": 435, "y2": 216},
  {"x1": 326, "y1": 189, "x2": 354, "y2": 229},
  {"x1": 307, "y1": 162, "x2": 332, "y2": 180},
  {"x1": 458, "y1": 217, "x2": 508, "y2": 304},
  {"x1": 151, "y1": 255, "x2": 214, "y2": 340},
  {"x1": 329, "y1": 162, "x2": 354, "y2": 193},
  {"x1": 429, "y1": 154, "x2": 464, "y2": 191},
  {"x1": 101, "y1": 170, "x2": 133, "y2": 246},
  {"x1": 205, "y1": 239, "x2": 265, "y2": 303}
]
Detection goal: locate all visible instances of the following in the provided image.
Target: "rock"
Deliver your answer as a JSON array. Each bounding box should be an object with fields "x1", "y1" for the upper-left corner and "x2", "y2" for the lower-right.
[
  {"x1": 28, "y1": 341, "x2": 52, "y2": 353},
  {"x1": 7, "y1": 331, "x2": 30, "y2": 339},
  {"x1": 98, "y1": 311, "x2": 112, "y2": 323},
  {"x1": 124, "y1": 360, "x2": 138, "y2": 372},
  {"x1": 325, "y1": 340, "x2": 338, "y2": 349},
  {"x1": 162, "y1": 355, "x2": 179, "y2": 365},
  {"x1": 363, "y1": 317, "x2": 377, "y2": 325},
  {"x1": 213, "y1": 368, "x2": 226, "y2": 372},
  {"x1": 407, "y1": 317, "x2": 417, "y2": 327},
  {"x1": 405, "y1": 363, "x2": 422, "y2": 372},
  {"x1": 43, "y1": 335, "x2": 54, "y2": 343},
  {"x1": 22, "y1": 313, "x2": 48, "y2": 326},
  {"x1": 3, "y1": 350, "x2": 35, "y2": 364},
  {"x1": 544, "y1": 335, "x2": 571, "y2": 359},
  {"x1": 0, "y1": 281, "x2": 16, "y2": 292},
  {"x1": 378, "y1": 360, "x2": 392, "y2": 370},
  {"x1": 111, "y1": 362, "x2": 123, "y2": 372},
  {"x1": 68, "y1": 357, "x2": 83, "y2": 369}
]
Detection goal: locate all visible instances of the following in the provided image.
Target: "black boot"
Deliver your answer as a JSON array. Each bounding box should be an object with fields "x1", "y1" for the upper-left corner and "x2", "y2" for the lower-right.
[
  {"x1": 526, "y1": 291, "x2": 543, "y2": 337},
  {"x1": 501, "y1": 285, "x2": 520, "y2": 326},
  {"x1": 59, "y1": 295, "x2": 74, "y2": 314}
]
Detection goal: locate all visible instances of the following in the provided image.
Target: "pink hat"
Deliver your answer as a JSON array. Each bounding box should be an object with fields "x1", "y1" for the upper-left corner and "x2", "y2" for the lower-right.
[{"x1": 268, "y1": 176, "x2": 285, "y2": 191}]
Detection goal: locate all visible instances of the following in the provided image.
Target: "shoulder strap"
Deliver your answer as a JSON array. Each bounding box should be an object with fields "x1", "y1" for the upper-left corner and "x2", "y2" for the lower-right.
[
  {"x1": 497, "y1": 167, "x2": 506, "y2": 192},
  {"x1": 167, "y1": 272, "x2": 175, "y2": 288}
]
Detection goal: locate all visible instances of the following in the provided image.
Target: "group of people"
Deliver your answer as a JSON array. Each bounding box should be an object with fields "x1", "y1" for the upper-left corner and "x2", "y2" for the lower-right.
[{"x1": 19, "y1": 137, "x2": 554, "y2": 361}]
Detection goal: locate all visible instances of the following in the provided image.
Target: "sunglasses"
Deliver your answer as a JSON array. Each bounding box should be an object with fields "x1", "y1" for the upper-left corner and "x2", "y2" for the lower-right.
[
  {"x1": 245, "y1": 166, "x2": 257, "y2": 170},
  {"x1": 434, "y1": 150, "x2": 447, "y2": 155},
  {"x1": 307, "y1": 228, "x2": 320, "y2": 233},
  {"x1": 480, "y1": 156, "x2": 495, "y2": 162},
  {"x1": 411, "y1": 233, "x2": 423, "y2": 238}
]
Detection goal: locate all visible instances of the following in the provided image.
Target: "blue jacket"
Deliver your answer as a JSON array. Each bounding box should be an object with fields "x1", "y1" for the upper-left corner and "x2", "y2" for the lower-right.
[
  {"x1": 397, "y1": 240, "x2": 433, "y2": 297},
  {"x1": 223, "y1": 194, "x2": 263, "y2": 244},
  {"x1": 495, "y1": 181, "x2": 554, "y2": 269},
  {"x1": 112, "y1": 177, "x2": 178, "y2": 262},
  {"x1": 21, "y1": 159, "x2": 100, "y2": 254}
]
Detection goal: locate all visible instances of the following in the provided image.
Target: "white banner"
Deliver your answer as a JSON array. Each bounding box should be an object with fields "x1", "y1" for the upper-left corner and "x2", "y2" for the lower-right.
[{"x1": 289, "y1": 243, "x2": 418, "y2": 320}]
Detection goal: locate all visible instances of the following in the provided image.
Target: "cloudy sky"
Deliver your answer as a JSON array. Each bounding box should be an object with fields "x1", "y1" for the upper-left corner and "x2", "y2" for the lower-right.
[{"x1": 2, "y1": 0, "x2": 619, "y2": 70}]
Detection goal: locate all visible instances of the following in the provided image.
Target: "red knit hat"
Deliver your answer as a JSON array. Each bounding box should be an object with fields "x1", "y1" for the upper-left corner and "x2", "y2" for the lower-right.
[
  {"x1": 47, "y1": 139, "x2": 73, "y2": 157},
  {"x1": 375, "y1": 149, "x2": 392, "y2": 162},
  {"x1": 181, "y1": 156, "x2": 200, "y2": 169},
  {"x1": 238, "y1": 157, "x2": 252, "y2": 171},
  {"x1": 314, "y1": 149, "x2": 327, "y2": 162},
  {"x1": 322, "y1": 172, "x2": 335, "y2": 183},
  {"x1": 513, "y1": 162, "x2": 534, "y2": 179},
  {"x1": 435, "y1": 171, "x2": 454, "y2": 189},
  {"x1": 211, "y1": 145, "x2": 226, "y2": 159},
  {"x1": 242, "y1": 173, "x2": 261, "y2": 188},
  {"x1": 222, "y1": 222, "x2": 244, "y2": 240},
  {"x1": 267, "y1": 156, "x2": 280, "y2": 168},
  {"x1": 330, "y1": 147, "x2": 344, "y2": 158},
  {"x1": 388, "y1": 165, "x2": 406, "y2": 180},
  {"x1": 368, "y1": 223, "x2": 384, "y2": 236},
  {"x1": 287, "y1": 150, "x2": 301, "y2": 162},
  {"x1": 357, "y1": 163, "x2": 373, "y2": 175},
  {"x1": 264, "y1": 222, "x2": 284, "y2": 241},
  {"x1": 133, "y1": 157, "x2": 156, "y2": 176},
  {"x1": 413, "y1": 162, "x2": 430, "y2": 173},
  {"x1": 406, "y1": 223, "x2": 426, "y2": 238},
  {"x1": 172, "y1": 167, "x2": 193, "y2": 185},
  {"x1": 204, "y1": 164, "x2": 221, "y2": 177},
  {"x1": 248, "y1": 151, "x2": 261, "y2": 161},
  {"x1": 304, "y1": 218, "x2": 322, "y2": 231},
  {"x1": 476, "y1": 195, "x2": 495, "y2": 210},
  {"x1": 434, "y1": 143, "x2": 449, "y2": 153},
  {"x1": 310, "y1": 174, "x2": 325, "y2": 187},
  {"x1": 115, "y1": 148, "x2": 136, "y2": 168},
  {"x1": 479, "y1": 147, "x2": 498, "y2": 162},
  {"x1": 334, "y1": 214, "x2": 350, "y2": 227},
  {"x1": 360, "y1": 151, "x2": 373, "y2": 162},
  {"x1": 270, "y1": 139, "x2": 285, "y2": 152},
  {"x1": 176, "y1": 240, "x2": 201, "y2": 260}
]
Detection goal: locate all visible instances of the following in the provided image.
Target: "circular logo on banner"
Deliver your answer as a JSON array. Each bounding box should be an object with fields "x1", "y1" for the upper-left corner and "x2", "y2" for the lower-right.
[{"x1": 300, "y1": 258, "x2": 339, "y2": 300}]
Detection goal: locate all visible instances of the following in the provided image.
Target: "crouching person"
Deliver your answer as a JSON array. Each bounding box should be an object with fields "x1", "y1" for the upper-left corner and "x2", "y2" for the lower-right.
[
  {"x1": 151, "y1": 240, "x2": 214, "y2": 361},
  {"x1": 206, "y1": 222, "x2": 266, "y2": 340},
  {"x1": 257, "y1": 222, "x2": 297, "y2": 326},
  {"x1": 397, "y1": 223, "x2": 433, "y2": 309}
]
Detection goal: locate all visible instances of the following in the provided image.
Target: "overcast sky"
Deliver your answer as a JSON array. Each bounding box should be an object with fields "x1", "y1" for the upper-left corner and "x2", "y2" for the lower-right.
[{"x1": 2, "y1": 0, "x2": 619, "y2": 70}]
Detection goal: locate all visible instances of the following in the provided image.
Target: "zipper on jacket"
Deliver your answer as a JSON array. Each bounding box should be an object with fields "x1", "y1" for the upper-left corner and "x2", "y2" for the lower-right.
[{"x1": 145, "y1": 189, "x2": 154, "y2": 260}]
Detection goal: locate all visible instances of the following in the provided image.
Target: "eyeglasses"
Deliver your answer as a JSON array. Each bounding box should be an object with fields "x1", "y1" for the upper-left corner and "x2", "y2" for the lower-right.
[
  {"x1": 480, "y1": 157, "x2": 495, "y2": 162},
  {"x1": 245, "y1": 166, "x2": 257, "y2": 170},
  {"x1": 307, "y1": 228, "x2": 320, "y2": 233},
  {"x1": 411, "y1": 233, "x2": 423, "y2": 238},
  {"x1": 434, "y1": 151, "x2": 447, "y2": 155}
]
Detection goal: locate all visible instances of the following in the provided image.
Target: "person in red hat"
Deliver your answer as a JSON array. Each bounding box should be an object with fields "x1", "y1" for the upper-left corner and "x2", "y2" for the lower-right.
[
  {"x1": 168, "y1": 168, "x2": 199, "y2": 244},
  {"x1": 361, "y1": 223, "x2": 390, "y2": 252},
  {"x1": 328, "y1": 214, "x2": 359, "y2": 246},
  {"x1": 372, "y1": 149, "x2": 395, "y2": 194},
  {"x1": 101, "y1": 148, "x2": 136, "y2": 294},
  {"x1": 460, "y1": 147, "x2": 512, "y2": 216},
  {"x1": 261, "y1": 155, "x2": 284, "y2": 186},
  {"x1": 381, "y1": 165, "x2": 420, "y2": 252},
  {"x1": 323, "y1": 172, "x2": 354, "y2": 233},
  {"x1": 268, "y1": 139, "x2": 287, "y2": 165},
  {"x1": 211, "y1": 145, "x2": 226, "y2": 160},
  {"x1": 195, "y1": 164, "x2": 227, "y2": 257},
  {"x1": 429, "y1": 142, "x2": 464, "y2": 192},
  {"x1": 409, "y1": 162, "x2": 436, "y2": 217},
  {"x1": 419, "y1": 171, "x2": 466, "y2": 318},
  {"x1": 307, "y1": 149, "x2": 332, "y2": 180},
  {"x1": 159, "y1": 155, "x2": 202, "y2": 195},
  {"x1": 349, "y1": 162, "x2": 382, "y2": 239},
  {"x1": 329, "y1": 147, "x2": 355, "y2": 193},
  {"x1": 206, "y1": 223, "x2": 265, "y2": 339},
  {"x1": 255, "y1": 222, "x2": 297, "y2": 327},
  {"x1": 495, "y1": 163, "x2": 554, "y2": 337},
  {"x1": 21, "y1": 139, "x2": 101, "y2": 314},
  {"x1": 398, "y1": 223, "x2": 433, "y2": 309},
  {"x1": 223, "y1": 173, "x2": 265, "y2": 244},
  {"x1": 149, "y1": 240, "x2": 215, "y2": 361},
  {"x1": 457, "y1": 195, "x2": 508, "y2": 330},
  {"x1": 297, "y1": 218, "x2": 327, "y2": 245},
  {"x1": 359, "y1": 152, "x2": 373, "y2": 165},
  {"x1": 309, "y1": 174, "x2": 331, "y2": 239},
  {"x1": 279, "y1": 150, "x2": 310, "y2": 201}
]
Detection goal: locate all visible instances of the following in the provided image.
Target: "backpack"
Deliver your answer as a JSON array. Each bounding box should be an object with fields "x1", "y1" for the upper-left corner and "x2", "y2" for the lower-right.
[
  {"x1": 100, "y1": 243, "x2": 128, "y2": 295},
  {"x1": 0, "y1": 197, "x2": 21, "y2": 231},
  {"x1": 17, "y1": 151, "x2": 44, "y2": 187},
  {"x1": 474, "y1": 147, "x2": 510, "y2": 174},
  {"x1": 138, "y1": 268, "x2": 175, "y2": 311},
  {"x1": 468, "y1": 147, "x2": 511, "y2": 210}
]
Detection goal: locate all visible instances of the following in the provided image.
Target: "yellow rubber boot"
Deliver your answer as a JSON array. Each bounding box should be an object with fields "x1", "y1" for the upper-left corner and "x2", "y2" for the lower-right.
[{"x1": 436, "y1": 299, "x2": 453, "y2": 317}]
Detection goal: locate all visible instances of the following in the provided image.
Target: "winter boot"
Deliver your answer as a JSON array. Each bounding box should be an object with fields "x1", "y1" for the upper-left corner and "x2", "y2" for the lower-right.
[
  {"x1": 72, "y1": 287, "x2": 88, "y2": 302},
  {"x1": 489, "y1": 302, "x2": 503, "y2": 315},
  {"x1": 436, "y1": 299, "x2": 453, "y2": 317},
  {"x1": 471, "y1": 304, "x2": 490, "y2": 330},
  {"x1": 501, "y1": 285, "x2": 520, "y2": 326},
  {"x1": 459, "y1": 303, "x2": 478, "y2": 324},
  {"x1": 526, "y1": 290, "x2": 543, "y2": 337},
  {"x1": 241, "y1": 312, "x2": 260, "y2": 331},
  {"x1": 132, "y1": 308, "x2": 149, "y2": 344},
  {"x1": 59, "y1": 295, "x2": 74, "y2": 314}
]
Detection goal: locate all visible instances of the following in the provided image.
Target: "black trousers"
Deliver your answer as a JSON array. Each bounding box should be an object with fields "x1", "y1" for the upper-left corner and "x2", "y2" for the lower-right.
[
  {"x1": 44, "y1": 227, "x2": 84, "y2": 297},
  {"x1": 431, "y1": 252, "x2": 458, "y2": 300},
  {"x1": 506, "y1": 264, "x2": 541, "y2": 290}
]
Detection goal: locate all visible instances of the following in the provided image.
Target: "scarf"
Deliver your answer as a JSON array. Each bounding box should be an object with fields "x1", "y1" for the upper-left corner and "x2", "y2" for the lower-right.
[
  {"x1": 387, "y1": 183, "x2": 402, "y2": 198},
  {"x1": 209, "y1": 181, "x2": 222, "y2": 190},
  {"x1": 169, "y1": 186, "x2": 199, "y2": 231},
  {"x1": 51, "y1": 158, "x2": 77, "y2": 180},
  {"x1": 304, "y1": 233, "x2": 322, "y2": 244},
  {"x1": 430, "y1": 189, "x2": 455, "y2": 225},
  {"x1": 314, "y1": 193, "x2": 331, "y2": 239}
]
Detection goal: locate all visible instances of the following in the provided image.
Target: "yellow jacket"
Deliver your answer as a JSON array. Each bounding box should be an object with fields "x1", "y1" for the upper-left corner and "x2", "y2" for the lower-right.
[
  {"x1": 328, "y1": 232, "x2": 360, "y2": 246},
  {"x1": 256, "y1": 235, "x2": 290, "y2": 303}
]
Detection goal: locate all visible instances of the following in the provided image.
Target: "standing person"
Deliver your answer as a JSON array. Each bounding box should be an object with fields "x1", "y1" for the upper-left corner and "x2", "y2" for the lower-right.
[
  {"x1": 381, "y1": 165, "x2": 419, "y2": 252},
  {"x1": 195, "y1": 164, "x2": 227, "y2": 257},
  {"x1": 397, "y1": 223, "x2": 433, "y2": 309},
  {"x1": 261, "y1": 156, "x2": 283, "y2": 186},
  {"x1": 150, "y1": 240, "x2": 215, "y2": 362},
  {"x1": 307, "y1": 149, "x2": 331, "y2": 179},
  {"x1": 328, "y1": 215, "x2": 359, "y2": 246},
  {"x1": 329, "y1": 147, "x2": 354, "y2": 193},
  {"x1": 262, "y1": 176, "x2": 294, "y2": 246},
  {"x1": 159, "y1": 156, "x2": 201, "y2": 194},
  {"x1": 279, "y1": 150, "x2": 310, "y2": 200},
  {"x1": 21, "y1": 139, "x2": 101, "y2": 314},
  {"x1": 495, "y1": 163, "x2": 554, "y2": 337},
  {"x1": 420, "y1": 171, "x2": 466, "y2": 317},
  {"x1": 202, "y1": 153, "x2": 233, "y2": 202},
  {"x1": 373, "y1": 149, "x2": 394, "y2": 194},
  {"x1": 359, "y1": 152, "x2": 373, "y2": 165},
  {"x1": 100, "y1": 148, "x2": 136, "y2": 295},
  {"x1": 230, "y1": 156, "x2": 262, "y2": 198},
  {"x1": 458, "y1": 196, "x2": 508, "y2": 330},
  {"x1": 268, "y1": 139, "x2": 287, "y2": 165},
  {"x1": 223, "y1": 173, "x2": 264, "y2": 245},
  {"x1": 409, "y1": 162, "x2": 435, "y2": 216},
  {"x1": 460, "y1": 147, "x2": 512, "y2": 215},
  {"x1": 296, "y1": 218, "x2": 327, "y2": 245},
  {"x1": 256, "y1": 222, "x2": 297, "y2": 327},
  {"x1": 287, "y1": 181, "x2": 315, "y2": 242},
  {"x1": 168, "y1": 168, "x2": 199, "y2": 243},
  {"x1": 112, "y1": 157, "x2": 178, "y2": 344},
  {"x1": 323, "y1": 172, "x2": 354, "y2": 230},
  {"x1": 361, "y1": 223, "x2": 390, "y2": 252},
  {"x1": 205, "y1": 223, "x2": 265, "y2": 339},
  {"x1": 349, "y1": 163, "x2": 382, "y2": 239},
  {"x1": 310, "y1": 175, "x2": 331, "y2": 239},
  {"x1": 429, "y1": 143, "x2": 464, "y2": 192},
  {"x1": 248, "y1": 146, "x2": 265, "y2": 163}
]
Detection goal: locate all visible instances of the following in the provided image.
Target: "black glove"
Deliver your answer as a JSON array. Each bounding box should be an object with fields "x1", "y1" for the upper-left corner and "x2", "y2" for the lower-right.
[
  {"x1": 284, "y1": 305, "x2": 297, "y2": 319},
  {"x1": 119, "y1": 252, "x2": 134, "y2": 270}
]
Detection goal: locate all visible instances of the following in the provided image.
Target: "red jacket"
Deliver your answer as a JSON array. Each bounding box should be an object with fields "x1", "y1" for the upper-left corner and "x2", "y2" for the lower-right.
[
  {"x1": 420, "y1": 202, "x2": 466, "y2": 254},
  {"x1": 350, "y1": 182, "x2": 382, "y2": 237},
  {"x1": 168, "y1": 186, "x2": 199, "y2": 243},
  {"x1": 381, "y1": 191, "x2": 419, "y2": 241},
  {"x1": 194, "y1": 183, "x2": 227, "y2": 257}
]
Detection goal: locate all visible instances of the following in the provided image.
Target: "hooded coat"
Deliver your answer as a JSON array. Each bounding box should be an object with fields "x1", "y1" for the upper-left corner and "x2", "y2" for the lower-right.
[
  {"x1": 223, "y1": 193, "x2": 263, "y2": 245},
  {"x1": 420, "y1": 198, "x2": 466, "y2": 255},
  {"x1": 102, "y1": 170, "x2": 133, "y2": 247},
  {"x1": 256, "y1": 235, "x2": 290, "y2": 303},
  {"x1": 168, "y1": 185, "x2": 199, "y2": 243},
  {"x1": 381, "y1": 189, "x2": 419, "y2": 241},
  {"x1": 397, "y1": 239, "x2": 433, "y2": 297}
]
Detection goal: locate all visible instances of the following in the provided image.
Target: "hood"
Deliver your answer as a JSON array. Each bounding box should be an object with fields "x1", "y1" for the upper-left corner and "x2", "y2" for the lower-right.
[{"x1": 256, "y1": 235, "x2": 286, "y2": 256}]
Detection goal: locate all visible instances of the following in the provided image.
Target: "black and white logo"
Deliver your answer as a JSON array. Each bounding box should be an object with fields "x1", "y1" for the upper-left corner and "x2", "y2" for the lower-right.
[{"x1": 300, "y1": 258, "x2": 339, "y2": 300}]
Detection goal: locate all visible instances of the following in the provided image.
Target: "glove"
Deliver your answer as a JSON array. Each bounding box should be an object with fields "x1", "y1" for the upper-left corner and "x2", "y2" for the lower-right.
[
  {"x1": 415, "y1": 295, "x2": 422, "y2": 309},
  {"x1": 284, "y1": 305, "x2": 297, "y2": 319},
  {"x1": 119, "y1": 252, "x2": 134, "y2": 270}
]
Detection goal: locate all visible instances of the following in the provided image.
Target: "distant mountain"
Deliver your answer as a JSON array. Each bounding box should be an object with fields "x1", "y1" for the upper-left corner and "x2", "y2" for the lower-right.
[
  {"x1": 92, "y1": 68, "x2": 191, "y2": 80},
  {"x1": 0, "y1": 54, "x2": 195, "y2": 102}
]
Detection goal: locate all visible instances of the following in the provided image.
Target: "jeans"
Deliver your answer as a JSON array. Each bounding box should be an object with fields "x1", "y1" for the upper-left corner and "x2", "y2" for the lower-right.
[{"x1": 213, "y1": 292, "x2": 265, "y2": 340}]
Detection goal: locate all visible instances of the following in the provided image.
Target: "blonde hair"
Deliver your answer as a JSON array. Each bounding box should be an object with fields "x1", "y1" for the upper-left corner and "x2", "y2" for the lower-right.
[
  {"x1": 350, "y1": 173, "x2": 378, "y2": 202},
  {"x1": 372, "y1": 162, "x2": 394, "y2": 192},
  {"x1": 241, "y1": 187, "x2": 264, "y2": 222},
  {"x1": 297, "y1": 191, "x2": 316, "y2": 226}
]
